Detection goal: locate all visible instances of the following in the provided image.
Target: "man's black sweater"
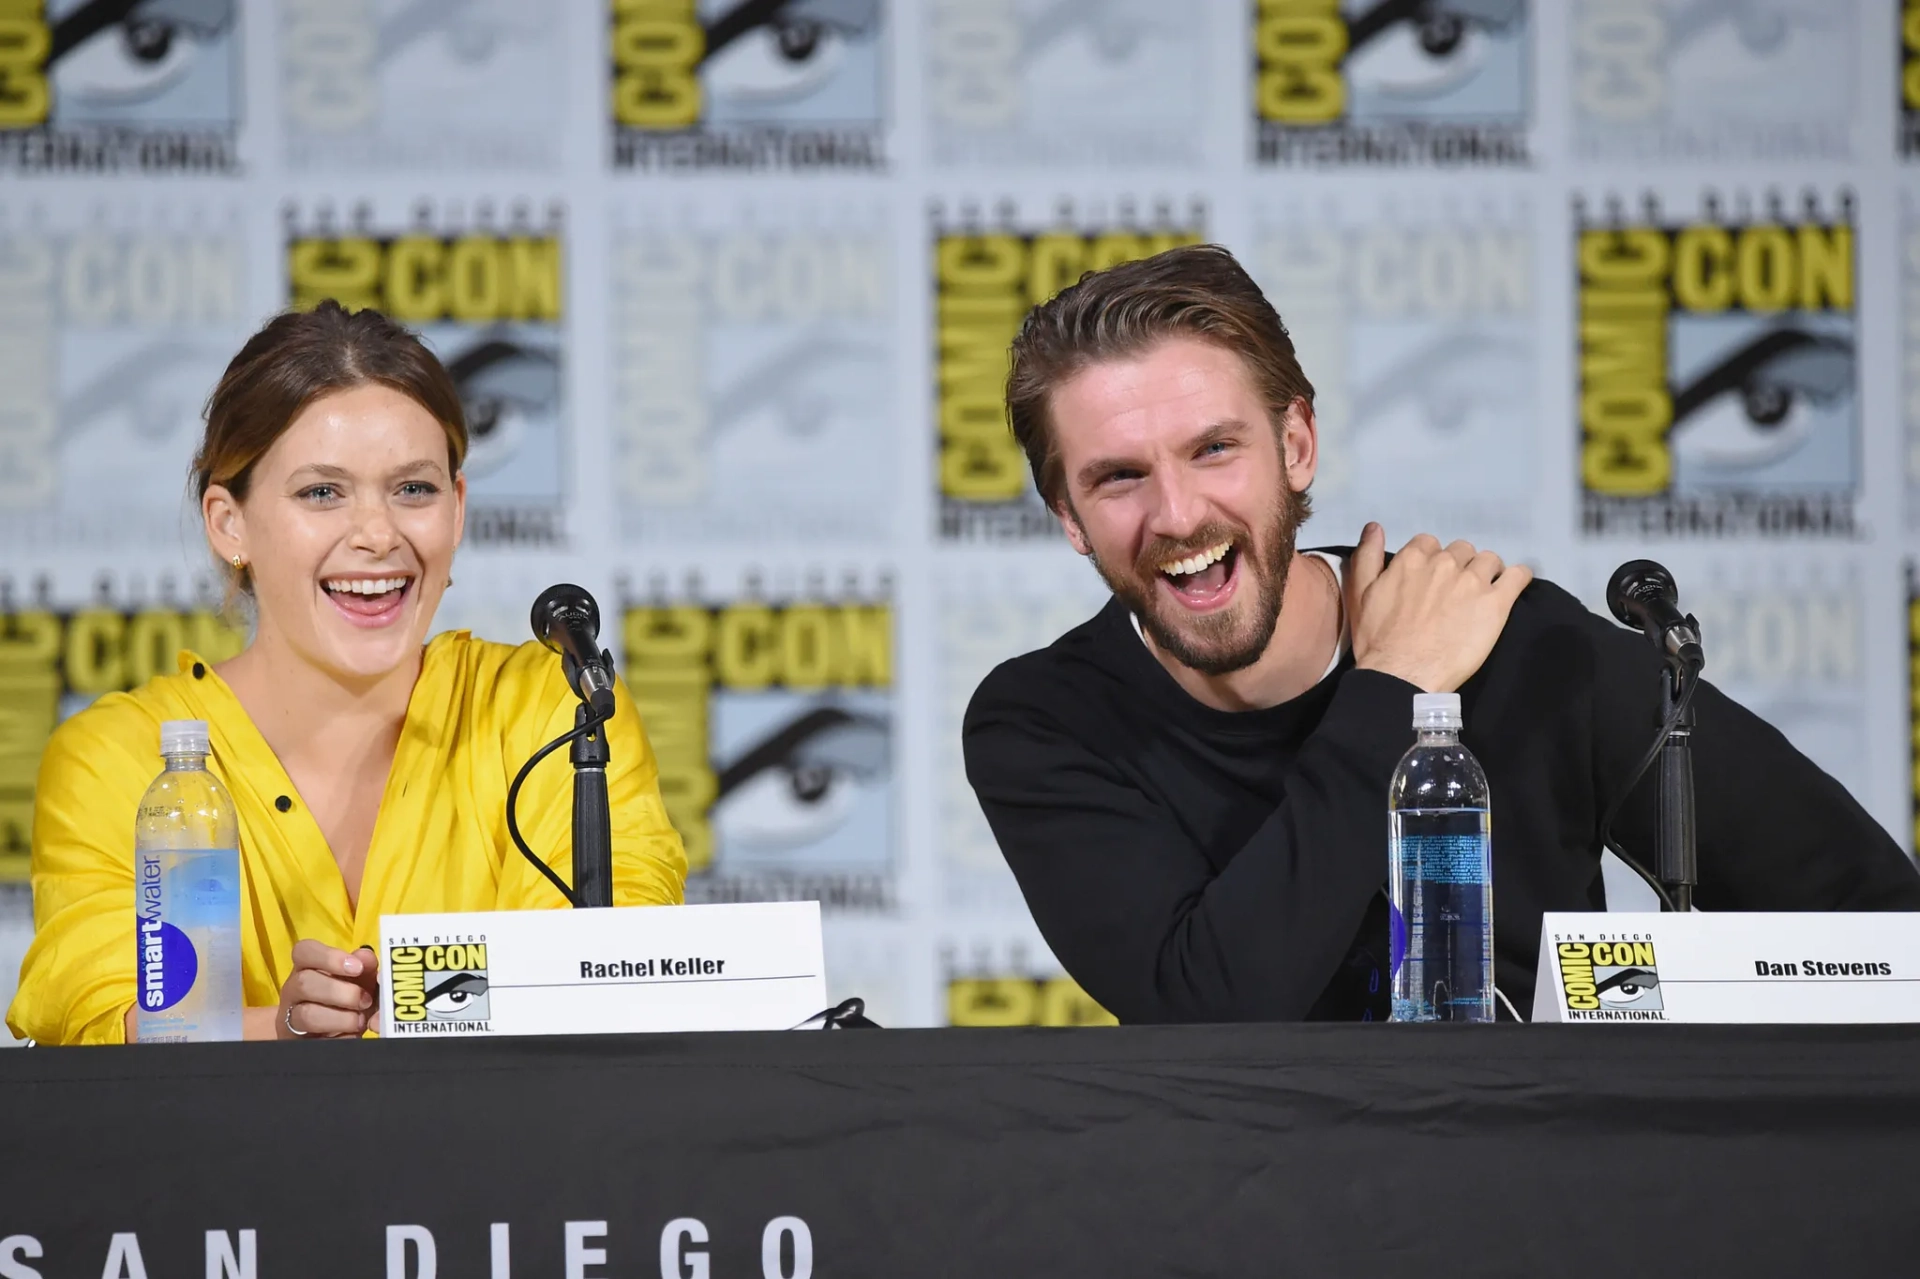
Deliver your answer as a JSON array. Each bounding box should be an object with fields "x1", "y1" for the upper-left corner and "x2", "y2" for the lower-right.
[{"x1": 962, "y1": 553, "x2": 1920, "y2": 1022}]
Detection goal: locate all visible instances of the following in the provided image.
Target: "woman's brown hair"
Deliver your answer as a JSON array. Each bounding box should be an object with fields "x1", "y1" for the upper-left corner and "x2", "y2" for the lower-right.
[
  {"x1": 1005, "y1": 243, "x2": 1316, "y2": 512},
  {"x1": 194, "y1": 302, "x2": 467, "y2": 595}
]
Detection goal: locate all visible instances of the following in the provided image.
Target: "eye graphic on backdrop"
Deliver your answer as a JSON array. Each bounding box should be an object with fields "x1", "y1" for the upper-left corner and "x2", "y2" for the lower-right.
[
  {"x1": 1670, "y1": 328, "x2": 1853, "y2": 473},
  {"x1": 1017, "y1": 0, "x2": 1157, "y2": 65},
  {"x1": 48, "y1": 0, "x2": 234, "y2": 105},
  {"x1": 1594, "y1": 966, "x2": 1659, "y2": 1006},
  {"x1": 710, "y1": 338, "x2": 888, "y2": 442},
  {"x1": 423, "y1": 971, "x2": 489, "y2": 1020},
  {"x1": 1665, "y1": 0, "x2": 1817, "y2": 59},
  {"x1": 444, "y1": 335, "x2": 561, "y2": 480},
  {"x1": 1351, "y1": 332, "x2": 1529, "y2": 452},
  {"x1": 1344, "y1": 0, "x2": 1522, "y2": 99},
  {"x1": 712, "y1": 706, "x2": 890, "y2": 851},
  {"x1": 376, "y1": 0, "x2": 512, "y2": 66},
  {"x1": 701, "y1": 0, "x2": 880, "y2": 104},
  {"x1": 61, "y1": 343, "x2": 219, "y2": 444}
]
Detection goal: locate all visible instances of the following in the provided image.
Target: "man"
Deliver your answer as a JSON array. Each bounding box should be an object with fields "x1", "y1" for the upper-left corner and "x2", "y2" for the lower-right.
[{"x1": 962, "y1": 244, "x2": 1920, "y2": 1023}]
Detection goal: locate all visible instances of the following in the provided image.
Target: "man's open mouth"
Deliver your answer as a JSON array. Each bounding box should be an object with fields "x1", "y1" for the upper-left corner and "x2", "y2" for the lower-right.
[{"x1": 1155, "y1": 540, "x2": 1240, "y2": 609}]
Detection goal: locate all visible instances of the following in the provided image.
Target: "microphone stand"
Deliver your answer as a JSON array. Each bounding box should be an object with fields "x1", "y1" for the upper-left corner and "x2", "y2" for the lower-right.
[
  {"x1": 565, "y1": 660, "x2": 615, "y2": 909},
  {"x1": 1655, "y1": 657, "x2": 1697, "y2": 913}
]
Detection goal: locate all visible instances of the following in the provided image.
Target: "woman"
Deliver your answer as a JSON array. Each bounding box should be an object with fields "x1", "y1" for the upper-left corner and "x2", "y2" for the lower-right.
[{"x1": 7, "y1": 303, "x2": 687, "y2": 1045}]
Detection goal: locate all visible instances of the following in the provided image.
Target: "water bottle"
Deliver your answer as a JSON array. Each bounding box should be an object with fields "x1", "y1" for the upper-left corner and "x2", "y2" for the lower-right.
[
  {"x1": 1388, "y1": 693, "x2": 1494, "y2": 1023},
  {"x1": 133, "y1": 720, "x2": 242, "y2": 1042}
]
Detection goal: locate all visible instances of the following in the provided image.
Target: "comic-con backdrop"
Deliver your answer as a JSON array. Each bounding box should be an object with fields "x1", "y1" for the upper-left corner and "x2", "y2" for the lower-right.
[{"x1": 2, "y1": 1, "x2": 1918, "y2": 1031}]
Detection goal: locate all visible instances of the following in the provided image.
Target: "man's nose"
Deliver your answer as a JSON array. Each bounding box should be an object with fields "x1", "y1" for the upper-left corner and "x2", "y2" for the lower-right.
[{"x1": 1144, "y1": 468, "x2": 1208, "y2": 542}]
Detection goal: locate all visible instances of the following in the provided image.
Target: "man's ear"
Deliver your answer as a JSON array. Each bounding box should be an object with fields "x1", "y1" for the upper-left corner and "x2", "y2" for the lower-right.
[
  {"x1": 1280, "y1": 398, "x2": 1319, "y2": 493},
  {"x1": 1054, "y1": 499, "x2": 1092, "y2": 557}
]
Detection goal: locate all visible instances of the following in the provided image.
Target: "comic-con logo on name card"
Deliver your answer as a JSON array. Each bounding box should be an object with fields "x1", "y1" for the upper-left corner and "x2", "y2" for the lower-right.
[
  {"x1": 0, "y1": 590, "x2": 245, "y2": 871},
  {"x1": 611, "y1": 206, "x2": 893, "y2": 545},
  {"x1": 0, "y1": 0, "x2": 240, "y2": 173},
  {"x1": 285, "y1": 200, "x2": 567, "y2": 549},
  {"x1": 1252, "y1": 0, "x2": 1529, "y2": 167},
  {"x1": 280, "y1": 0, "x2": 566, "y2": 170},
  {"x1": 932, "y1": 198, "x2": 1204, "y2": 543},
  {"x1": 622, "y1": 573, "x2": 893, "y2": 910},
  {"x1": 609, "y1": 0, "x2": 886, "y2": 173},
  {"x1": 925, "y1": 0, "x2": 1205, "y2": 167},
  {"x1": 1575, "y1": 0, "x2": 1856, "y2": 164},
  {"x1": 386, "y1": 936, "x2": 491, "y2": 1034},
  {"x1": 0, "y1": 203, "x2": 249, "y2": 554},
  {"x1": 1554, "y1": 937, "x2": 1665, "y2": 1020},
  {"x1": 1576, "y1": 190, "x2": 1858, "y2": 539}
]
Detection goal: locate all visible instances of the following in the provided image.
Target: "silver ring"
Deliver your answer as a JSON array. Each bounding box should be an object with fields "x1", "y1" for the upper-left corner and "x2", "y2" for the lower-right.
[{"x1": 284, "y1": 1004, "x2": 311, "y2": 1038}]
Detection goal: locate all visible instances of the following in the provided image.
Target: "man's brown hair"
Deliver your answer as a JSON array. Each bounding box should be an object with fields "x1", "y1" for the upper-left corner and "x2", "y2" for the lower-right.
[{"x1": 1005, "y1": 243, "x2": 1316, "y2": 511}]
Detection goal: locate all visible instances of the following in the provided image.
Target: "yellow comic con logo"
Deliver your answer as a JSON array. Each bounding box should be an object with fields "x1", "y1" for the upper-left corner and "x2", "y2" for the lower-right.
[
  {"x1": 1576, "y1": 191, "x2": 1856, "y2": 537},
  {"x1": 388, "y1": 942, "x2": 491, "y2": 1026},
  {"x1": 1556, "y1": 940, "x2": 1663, "y2": 1016},
  {"x1": 932, "y1": 203, "x2": 1203, "y2": 540}
]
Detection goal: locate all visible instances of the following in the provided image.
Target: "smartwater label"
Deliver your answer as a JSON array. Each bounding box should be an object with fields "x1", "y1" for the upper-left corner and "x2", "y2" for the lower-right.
[{"x1": 134, "y1": 848, "x2": 240, "y2": 1040}]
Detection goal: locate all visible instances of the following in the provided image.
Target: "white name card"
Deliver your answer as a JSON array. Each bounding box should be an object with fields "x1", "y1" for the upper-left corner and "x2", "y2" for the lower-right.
[
  {"x1": 377, "y1": 901, "x2": 826, "y2": 1038},
  {"x1": 1534, "y1": 912, "x2": 1920, "y2": 1023}
]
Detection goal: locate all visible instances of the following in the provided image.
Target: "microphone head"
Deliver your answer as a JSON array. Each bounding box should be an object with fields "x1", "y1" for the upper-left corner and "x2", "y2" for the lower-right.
[
  {"x1": 530, "y1": 583, "x2": 601, "y2": 651},
  {"x1": 1606, "y1": 559, "x2": 1677, "y2": 628}
]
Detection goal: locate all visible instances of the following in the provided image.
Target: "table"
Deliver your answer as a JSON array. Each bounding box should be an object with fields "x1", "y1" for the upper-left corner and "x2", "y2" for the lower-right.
[{"x1": 3, "y1": 1024, "x2": 1917, "y2": 1276}]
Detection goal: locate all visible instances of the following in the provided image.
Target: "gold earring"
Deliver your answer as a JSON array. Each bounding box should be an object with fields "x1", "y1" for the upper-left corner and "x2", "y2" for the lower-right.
[{"x1": 230, "y1": 554, "x2": 245, "y2": 570}]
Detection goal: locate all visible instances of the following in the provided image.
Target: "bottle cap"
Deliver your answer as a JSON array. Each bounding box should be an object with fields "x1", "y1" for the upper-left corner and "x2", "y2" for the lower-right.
[
  {"x1": 1411, "y1": 693, "x2": 1462, "y2": 729},
  {"x1": 160, "y1": 719, "x2": 210, "y2": 756}
]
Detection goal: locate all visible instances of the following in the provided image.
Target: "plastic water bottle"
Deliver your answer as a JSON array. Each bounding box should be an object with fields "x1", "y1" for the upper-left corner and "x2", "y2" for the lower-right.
[
  {"x1": 1388, "y1": 693, "x2": 1494, "y2": 1023},
  {"x1": 133, "y1": 720, "x2": 242, "y2": 1042}
]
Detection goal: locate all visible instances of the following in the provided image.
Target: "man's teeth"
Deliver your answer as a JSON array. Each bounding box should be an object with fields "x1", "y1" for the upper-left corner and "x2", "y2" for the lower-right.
[
  {"x1": 325, "y1": 577, "x2": 409, "y2": 596},
  {"x1": 1159, "y1": 542, "x2": 1231, "y2": 577}
]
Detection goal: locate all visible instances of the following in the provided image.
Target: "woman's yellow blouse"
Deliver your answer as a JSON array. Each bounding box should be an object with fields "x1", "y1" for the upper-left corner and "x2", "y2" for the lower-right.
[{"x1": 7, "y1": 632, "x2": 687, "y2": 1045}]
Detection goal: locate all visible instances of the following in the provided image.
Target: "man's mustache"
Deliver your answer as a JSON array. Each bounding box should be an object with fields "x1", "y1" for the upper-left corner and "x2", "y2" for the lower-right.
[{"x1": 1134, "y1": 524, "x2": 1250, "y2": 576}]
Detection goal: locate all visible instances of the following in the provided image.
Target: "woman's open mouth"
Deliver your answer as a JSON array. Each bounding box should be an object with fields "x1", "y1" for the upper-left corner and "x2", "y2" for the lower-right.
[
  {"x1": 1155, "y1": 540, "x2": 1240, "y2": 612},
  {"x1": 322, "y1": 575, "x2": 414, "y2": 628}
]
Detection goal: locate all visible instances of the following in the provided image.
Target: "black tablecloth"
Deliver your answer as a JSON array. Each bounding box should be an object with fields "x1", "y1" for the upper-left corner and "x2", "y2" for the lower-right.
[{"x1": 3, "y1": 1024, "x2": 1918, "y2": 1277}]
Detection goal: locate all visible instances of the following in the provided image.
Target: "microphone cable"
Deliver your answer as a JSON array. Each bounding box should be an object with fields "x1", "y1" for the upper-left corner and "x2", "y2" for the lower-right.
[
  {"x1": 1593, "y1": 670, "x2": 1701, "y2": 914},
  {"x1": 504, "y1": 702, "x2": 614, "y2": 909}
]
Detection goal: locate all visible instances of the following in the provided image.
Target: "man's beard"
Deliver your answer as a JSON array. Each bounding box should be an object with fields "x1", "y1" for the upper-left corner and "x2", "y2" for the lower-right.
[{"x1": 1087, "y1": 485, "x2": 1310, "y2": 677}]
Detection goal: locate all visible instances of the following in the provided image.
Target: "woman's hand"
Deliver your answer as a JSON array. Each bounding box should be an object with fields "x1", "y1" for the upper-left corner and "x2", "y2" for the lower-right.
[{"x1": 277, "y1": 940, "x2": 380, "y2": 1039}]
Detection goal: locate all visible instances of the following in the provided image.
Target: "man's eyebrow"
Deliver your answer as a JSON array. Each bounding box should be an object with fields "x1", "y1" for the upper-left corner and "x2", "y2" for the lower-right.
[
  {"x1": 1184, "y1": 419, "x2": 1250, "y2": 452},
  {"x1": 1076, "y1": 452, "x2": 1141, "y2": 490},
  {"x1": 1073, "y1": 418, "x2": 1251, "y2": 489}
]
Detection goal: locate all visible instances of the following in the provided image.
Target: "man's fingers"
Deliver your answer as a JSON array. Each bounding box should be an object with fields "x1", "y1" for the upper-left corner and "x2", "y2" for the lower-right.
[
  {"x1": 1467, "y1": 549, "x2": 1505, "y2": 583},
  {"x1": 1444, "y1": 540, "x2": 1477, "y2": 570},
  {"x1": 1347, "y1": 522, "x2": 1387, "y2": 601},
  {"x1": 1493, "y1": 562, "x2": 1535, "y2": 604},
  {"x1": 1401, "y1": 532, "x2": 1443, "y2": 559}
]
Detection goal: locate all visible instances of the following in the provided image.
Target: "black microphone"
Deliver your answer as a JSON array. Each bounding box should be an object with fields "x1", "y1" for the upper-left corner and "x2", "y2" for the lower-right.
[
  {"x1": 1606, "y1": 560, "x2": 1704, "y2": 670},
  {"x1": 531, "y1": 584, "x2": 617, "y2": 719}
]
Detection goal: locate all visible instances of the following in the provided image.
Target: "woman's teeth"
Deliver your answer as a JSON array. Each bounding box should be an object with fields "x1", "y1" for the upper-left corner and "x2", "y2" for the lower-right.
[
  {"x1": 325, "y1": 577, "x2": 409, "y2": 596},
  {"x1": 1160, "y1": 542, "x2": 1231, "y2": 578}
]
